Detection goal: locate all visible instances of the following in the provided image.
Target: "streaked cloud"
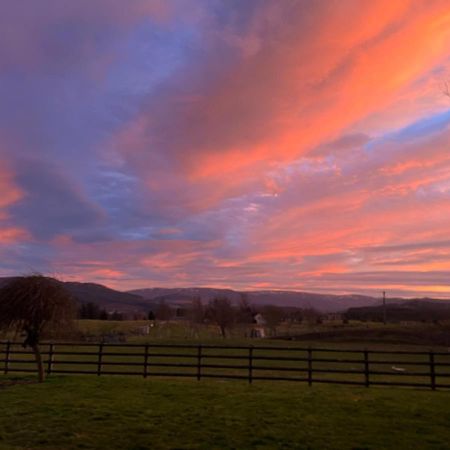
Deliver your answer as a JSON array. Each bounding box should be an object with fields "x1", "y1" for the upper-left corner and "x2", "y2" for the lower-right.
[{"x1": 0, "y1": 0, "x2": 449, "y2": 297}]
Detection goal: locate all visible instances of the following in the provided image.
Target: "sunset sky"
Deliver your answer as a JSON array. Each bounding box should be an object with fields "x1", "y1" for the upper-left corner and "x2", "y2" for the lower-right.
[{"x1": 1, "y1": 0, "x2": 450, "y2": 297}]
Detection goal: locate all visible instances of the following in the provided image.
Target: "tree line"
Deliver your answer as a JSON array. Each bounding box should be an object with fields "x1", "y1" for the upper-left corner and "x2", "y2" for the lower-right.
[
  {"x1": 168, "y1": 296, "x2": 321, "y2": 338},
  {"x1": 78, "y1": 302, "x2": 124, "y2": 321}
]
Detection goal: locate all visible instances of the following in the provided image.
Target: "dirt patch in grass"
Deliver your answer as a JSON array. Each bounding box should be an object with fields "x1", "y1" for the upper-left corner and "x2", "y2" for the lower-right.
[{"x1": 0, "y1": 378, "x2": 37, "y2": 389}]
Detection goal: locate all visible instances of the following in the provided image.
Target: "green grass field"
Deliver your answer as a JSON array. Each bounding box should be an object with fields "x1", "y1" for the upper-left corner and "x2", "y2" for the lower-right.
[
  {"x1": 73, "y1": 318, "x2": 450, "y2": 346},
  {"x1": 4, "y1": 318, "x2": 447, "y2": 348},
  {"x1": 1, "y1": 376, "x2": 450, "y2": 449},
  {"x1": 2, "y1": 322, "x2": 450, "y2": 449}
]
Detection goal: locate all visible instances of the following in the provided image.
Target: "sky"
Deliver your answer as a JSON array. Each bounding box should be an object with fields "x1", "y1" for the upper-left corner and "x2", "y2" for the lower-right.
[{"x1": 1, "y1": 0, "x2": 450, "y2": 297}]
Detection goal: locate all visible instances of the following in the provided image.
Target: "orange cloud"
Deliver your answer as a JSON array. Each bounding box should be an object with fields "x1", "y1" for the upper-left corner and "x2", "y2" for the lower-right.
[
  {"x1": 2, "y1": 1, "x2": 450, "y2": 298},
  {"x1": 111, "y1": 0, "x2": 450, "y2": 218},
  {"x1": 0, "y1": 164, "x2": 23, "y2": 210},
  {"x1": 0, "y1": 227, "x2": 29, "y2": 244}
]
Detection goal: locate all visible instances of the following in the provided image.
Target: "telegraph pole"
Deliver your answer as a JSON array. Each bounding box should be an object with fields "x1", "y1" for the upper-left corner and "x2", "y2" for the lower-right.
[{"x1": 382, "y1": 291, "x2": 387, "y2": 325}]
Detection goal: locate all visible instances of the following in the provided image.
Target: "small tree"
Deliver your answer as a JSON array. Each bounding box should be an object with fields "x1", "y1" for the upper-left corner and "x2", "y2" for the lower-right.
[
  {"x1": 262, "y1": 305, "x2": 284, "y2": 336},
  {"x1": 187, "y1": 297, "x2": 205, "y2": 338},
  {"x1": 207, "y1": 297, "x2": 235, "y2": 338},
  {"x1": 155, "y1": 299, "x2": 172, "y2": 321},
  {"x1": 284, "y1": 308, "x2": 303, "y2": 336},
  {"x1": 188, "y1": 297, "x2": 204, "y2": 324},
  {"x1": 237, "y1": 294, "x2": 254, "y2": 324},
  {"x1": 110, "y1": 310, "x2": 124, "y2": 321},
  {"x1": 78, "y1": 302, "x2": 108, "y2": 320},
  {"x1": 302, "y1": 307, "x2": 321, "y2": 325},
  {"x1": 0, "y1": 275, "x2": 75, "y2": 382}
]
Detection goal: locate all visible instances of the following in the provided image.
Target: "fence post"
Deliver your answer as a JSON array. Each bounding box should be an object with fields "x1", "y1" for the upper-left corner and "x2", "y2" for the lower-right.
[
  {"x1": 364, "y1": 349, "x2": 370, "y2": 388},
  {"x1": 429, "y1": 351, "x2": 436, "y2": 391},
  {"x1": 47, "y1": 343, "x2": 55, "y2": 376},
  {"x1": 248, "y1": 346, "x2": 253, "y2": 384},
  {"x1": 307, "y1": 347, "x2": 313, "y2": 386},
  {"x1": 197, "y1": 345, "x2": 202, "y2": 381},
  {"x1": 144, "y1": 344, "x2": 149, "y2": 378},
  {"x1": 4, "y1": 341, "x2": 11, "y2": 375},
  {"x1": 97, "y1": 342, "x2": 104, "y2": 376}
]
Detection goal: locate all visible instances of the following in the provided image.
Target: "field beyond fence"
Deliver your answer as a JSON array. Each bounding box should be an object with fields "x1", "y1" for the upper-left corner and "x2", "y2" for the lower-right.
[{"x1": 1, "y1": 341, "x2": 450, "y2": 390}]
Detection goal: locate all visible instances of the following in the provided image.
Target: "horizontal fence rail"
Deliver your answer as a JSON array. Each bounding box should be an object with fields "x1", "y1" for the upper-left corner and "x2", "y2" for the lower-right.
[{"x1": 1, "y1": 341, "x2": 450, "y2": 390}]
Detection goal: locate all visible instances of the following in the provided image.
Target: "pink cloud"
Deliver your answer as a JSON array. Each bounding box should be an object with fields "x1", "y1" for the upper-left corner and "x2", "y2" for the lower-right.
[
  {"x1": 0, "y1": 163, "x2": 23, "y2": 210},
  {"x1": 110, "y1": 0, "x2": 450, "y2": 214},
  {"x1": 1, "y1": 1, "x2": 450, "y2": 297}
]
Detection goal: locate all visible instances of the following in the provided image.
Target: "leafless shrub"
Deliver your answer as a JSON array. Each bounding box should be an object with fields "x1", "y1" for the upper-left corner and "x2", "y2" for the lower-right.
[
  {"x1": 207, "y1": 297, "x2": 235, "y2": 338},
  {"x1": 0, "y1": 274, "x2": 76, "y2": 382},
  {"x1": 262, "y1": 305, "x2": 284, "y2": 336},
  {"x1": 155, "y1": 299, "x2": 173, "y2": 321}
]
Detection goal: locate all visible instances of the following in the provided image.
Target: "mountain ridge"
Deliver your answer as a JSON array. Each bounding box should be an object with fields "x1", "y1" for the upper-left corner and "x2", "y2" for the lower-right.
[
  {"x1": 1, "y1": 277, "x2": 449, "y2": 313},
  {"x1": 128, "y1": 287, "x2": 449, "y2": 312}
]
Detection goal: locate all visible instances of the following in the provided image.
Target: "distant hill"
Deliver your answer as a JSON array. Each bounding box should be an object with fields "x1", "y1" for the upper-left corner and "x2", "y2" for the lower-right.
[
  {"x1": 345, "y1": 299, "x2": 450, "y2": 322},
  {"x1": 128, "y1": 287, "x2": 379, "y2": 312},
  {"x1": 0, "y1": 277, "x2": 147, "y2": 313},
  {"x1": 2, "y1": 276, "x2": 448, "y2": 314},
  {"x1": 63, "y1": 282, "x2": 149, "y2": 312}
]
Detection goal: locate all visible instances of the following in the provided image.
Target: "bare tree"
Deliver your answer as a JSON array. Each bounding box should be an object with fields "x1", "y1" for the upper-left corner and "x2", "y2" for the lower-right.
[
  {"x1": 284, "y1": 307, "x2": 303, "y2": 336},
  {"x1": 187, "y1": 297, "x2": 204, "y2": 337},
  {"x1": 155, "y1": 299, "x2": 172, "y2": 321},
  {"x1": 207, "y1": 297, "x2": 235, "y2": 338},
  {"x1": 237, "y1": 293, "x2": 254, "y2": 324},
  {"x1": 188, "y1": 297, "x2": 204, "y2": 324},
  {"x1": 262, "y1": 305, "x2": 284, "y2": 336},
  {"x1": 0, "y1": 275, "x2": 75, "y2": 382},
  {"x1": 302, "y1": 307, "x2": 321, "y2": 325}
]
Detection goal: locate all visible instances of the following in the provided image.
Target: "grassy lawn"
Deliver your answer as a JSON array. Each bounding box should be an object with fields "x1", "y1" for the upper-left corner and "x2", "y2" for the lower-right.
[
  {"x1": 72, "y1": 318, "x2": 450, "y2": 343},
  {"x1": 1, "y1": 376, "x2": 450, "y2": 449}
]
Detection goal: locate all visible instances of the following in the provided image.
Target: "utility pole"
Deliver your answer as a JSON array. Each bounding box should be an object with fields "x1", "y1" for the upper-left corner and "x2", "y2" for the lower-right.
[{"x1": 383, "y1": 291, "x2": 387, "y2": 325}]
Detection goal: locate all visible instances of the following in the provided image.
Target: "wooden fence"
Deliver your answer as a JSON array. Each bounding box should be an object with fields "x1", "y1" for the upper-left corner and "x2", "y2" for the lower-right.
[{"x1": 1, "y1": 341, "x2": 450, "y2": 390}]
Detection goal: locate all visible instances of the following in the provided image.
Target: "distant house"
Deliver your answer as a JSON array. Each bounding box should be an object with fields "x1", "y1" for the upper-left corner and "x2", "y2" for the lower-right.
[
  {"x1": 254, "y1": 313, "x2": 266, "y2": 325},
  {"x1": 250, "y1": 313, "x2": 266, "y2": 338},
  {"x1": 324, "y1": 312, "x2": 343, "y2": 321}
]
